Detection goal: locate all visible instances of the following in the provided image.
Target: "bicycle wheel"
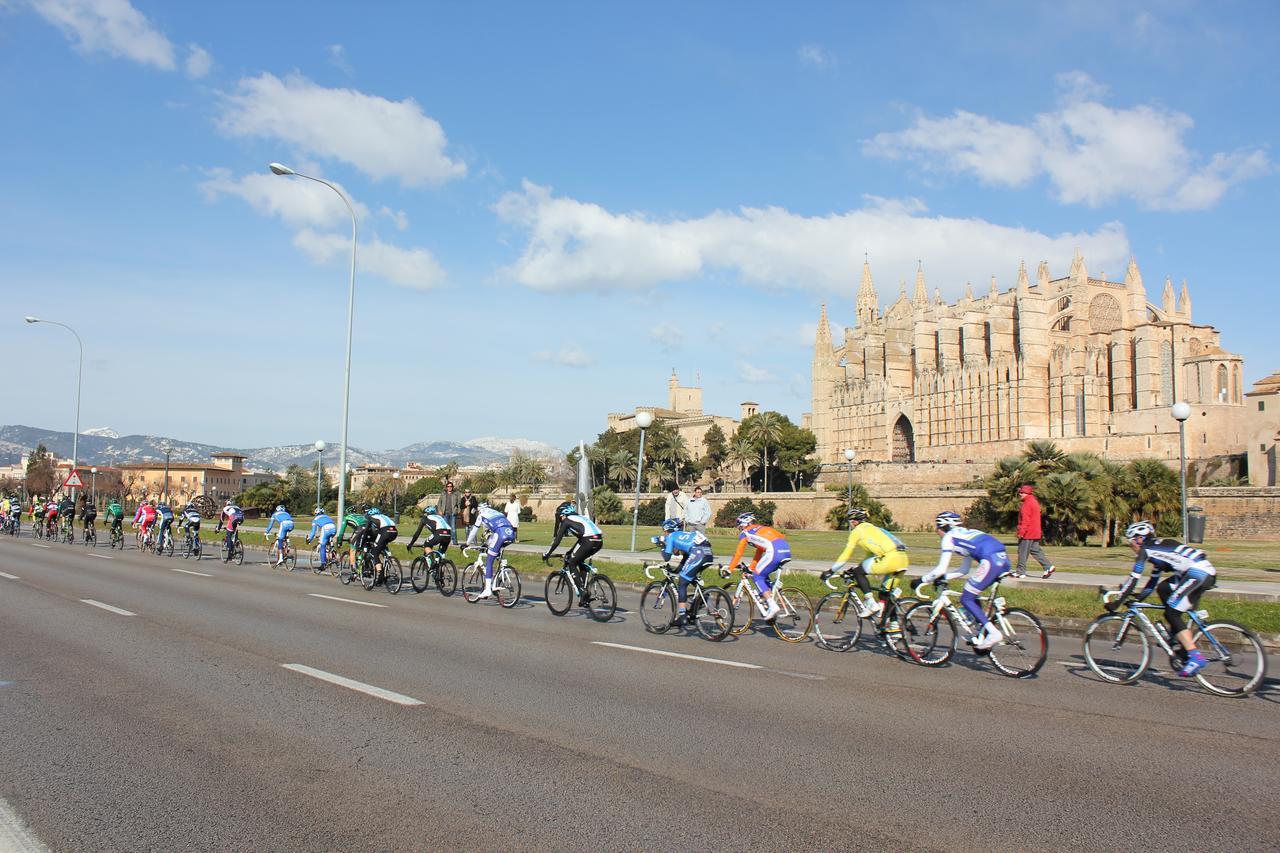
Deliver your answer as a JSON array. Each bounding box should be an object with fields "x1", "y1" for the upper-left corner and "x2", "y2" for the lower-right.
[
  {"x1": 436, "y1": 559, "x2": 457, "y2": 596},
  {"x1": 693, "y1": 586, "x2": 733, "y2": 641},
  {"x1": 309, "y1": 545, "x2": 322, "y2": 571},
  {"x1": 360, "y1": 556, "x2": 377, "y2": 591},
  {"x1": 165, "y1": 533, "x2": 175, "y2": 557},
  {"x1": 461, "y1": 564, "x2": 485, "y2": 602},
  {"x1": 901, "y1": 602, "x2": 956, "y2": 666},
  {"x1": 988, "y1": 608, "x2": 1048, "y2": 678},
  {"x1": 881, "y1": 599, "x2": 918, "y2": 661},
  {"x1": 772, "y1": 587, "x2": 814, "y2": 643},
  {"x1": 410, "y1": 556, "x2": 429, "y2": 592},
  {"x1": 269, "y1": 543, "x2": 281, "y2": 568},
  {"x1": 192, "y1": 538, "x2": 202, "y2": 559},
  {"x1": 1082, "y1": 614, "x2": 1150, "y2": 684},
  {"x1": 585, "y1": 574, "x2": 617, "y2": 623},
  {"x1": 544, "y1": 571, "x2": 574, "y2": 616},
  {"x1": 496, "y1": 567, "x2": 521, "y2": 608},
  {"x1": 1193, "y1": 621, "x2": 1267, "y2": 697},
  {"x1": 728, "y1": 585, "x2": 755, "y2": 637},
  {"x1": 233, "y1": 541, "x2": 244, "y2": 566},
  {"x1": 384, "y1": 557, "x2": 402, "y2": 594},
  {"x1": 814, "y1": 592, "x2": 862, "y2": 652},
  {"x1": 339, "y1": 561, "x2": 355, "y2": 585},
  {"x1": 285, "y1": 545, "x2": 298, "y2": 572},
  {"x1": 639, "y1": 582, "x2": 676, "y2": 633}
]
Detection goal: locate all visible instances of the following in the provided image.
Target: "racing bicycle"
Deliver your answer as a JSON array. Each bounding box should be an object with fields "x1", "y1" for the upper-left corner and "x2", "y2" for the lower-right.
[
  {"x1": 219, "y1": 530, "x2": 245, "y2": 565},
  {"x1": 813, "y1": 570, "x2": 918, "y2": 660},
  {"x1": 460, "y1": 547, "x2": 521, "y2": 607},
  {"x1": 725, "y1": 563, "x2": 814, "y2": 643},
  {"x1": 308, "y1": 540, "x2": 343, "y2": 576},
  {"x1": 109, "y1": 522, "x2": 124, "y2": 550},
  {"x1": 267, "y1": 534, "x2": 297, "y2": 571},
  {"x1": 407, "y1": 544, "x2": 458, "y2": 595},
  {"x1": 180, "y1": 525, "x2": 202, "y2": 559},
  {"x1": 640, "y1": 561, "x2": 734, "y2": 641},
  {"x1": 900, "y1": 577, "x2": 1048, "y2": 678},
  {"x1": 82, "y1": 521, "x2": 97, "y2": 547},
  {"x1": 542, "y1": 554, "x2": 617, "y2": 622}
]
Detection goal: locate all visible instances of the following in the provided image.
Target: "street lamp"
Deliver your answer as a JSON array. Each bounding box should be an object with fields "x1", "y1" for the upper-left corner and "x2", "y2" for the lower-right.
[
  {"x1": 91, "y1": 467, "x2": 97, "y2": 506},
  {"x1": 393, "y1": 471, "x2": 401, "y2": 518},
  {"x1": 162, "y1": 444, "x2": 172, "y2": 505},
  {"x1": 1172, "y1": 402, "x2": 1191, "y2": 539},
  {"x1": 630, "y1": 410, "x2": 654, "y2": 551},
  {"x1": 270, "y1": 162, "x2": 358, "y2": 528},
  {"x1": 314, "y1": 440, "x2": 326, "y2": 511},
  {"x1": 24, "y1": 316, "x2": 84, "y2": 481},
  {"x1": 843, "y1": 448, "x2": 855, "y2": 507}
]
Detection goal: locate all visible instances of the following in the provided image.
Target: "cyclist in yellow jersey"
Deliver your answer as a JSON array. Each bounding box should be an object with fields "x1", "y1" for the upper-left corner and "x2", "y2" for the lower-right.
[{"x1": 821, "y1": 507, "x2": 910, "y2": 618}]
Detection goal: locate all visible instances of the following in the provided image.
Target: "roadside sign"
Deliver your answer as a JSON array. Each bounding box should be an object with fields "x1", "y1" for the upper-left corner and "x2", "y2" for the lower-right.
[{"x1": 63, "y1": 470, "x2": 84, "y2": 489}]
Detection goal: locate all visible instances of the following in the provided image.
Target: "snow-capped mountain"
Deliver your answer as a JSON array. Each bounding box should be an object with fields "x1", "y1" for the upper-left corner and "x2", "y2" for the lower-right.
[
  {"x1": 464, "y1": 437, "x2": 563, "y2": 460},
  {"x1": 83, "y1": 427, "x2": 120, "y2": 439}
]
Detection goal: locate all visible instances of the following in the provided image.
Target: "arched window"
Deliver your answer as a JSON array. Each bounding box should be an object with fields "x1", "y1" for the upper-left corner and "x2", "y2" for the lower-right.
[
  {"x1": 984, "y1": 321, "x2": 993, "y2": 360},
  {"x1": 1216, "y1": 364, "x2": 1229, "y2": 403},
  {"x1": 1232, "y1": 363, "x2": 1242, "y2": 404},
  {"x1": 1159, "y1": 340, "x2": 1173, "y2": 405}
]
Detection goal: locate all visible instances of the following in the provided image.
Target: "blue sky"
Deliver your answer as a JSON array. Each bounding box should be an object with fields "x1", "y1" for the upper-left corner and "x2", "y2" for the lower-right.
[{"x1": 3, "y1": 0, "x2": 1277, "y2": 451}]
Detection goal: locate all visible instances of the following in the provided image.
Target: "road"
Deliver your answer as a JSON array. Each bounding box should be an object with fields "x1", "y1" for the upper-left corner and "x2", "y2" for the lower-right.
[{"x1": 0, "y1": 533, "x2": 1276, "y2": 851}]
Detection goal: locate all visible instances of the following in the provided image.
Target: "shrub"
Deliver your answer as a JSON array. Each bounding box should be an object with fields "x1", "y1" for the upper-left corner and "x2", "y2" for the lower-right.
[
  {"x1": 591, "y1": 485, "x2": 626, "y2": 524},
  {"x1": 518, "y1": 506, "x2": 536, "y2": 523},
  {"x1": 824, "y1": 483, "x2": 897, "y2": 531},
  {"x1": 714, "y1": 497, "x2": 776, "y2": 527},
  {"x1": 774, "y1": 509, "x2": 810, "y2": 530},
  {"x1": 636, "y1": 497, "x2": 666, "y2": 526}
]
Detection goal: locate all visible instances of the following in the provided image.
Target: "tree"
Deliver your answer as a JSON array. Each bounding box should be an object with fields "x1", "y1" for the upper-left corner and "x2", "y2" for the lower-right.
[
  {"x1": 25, "y1": 445, "x2": 57, "y2": 497},
  {"x1": 607, "y1": 449, "x2": 636, "y2": 491},
  {"x1": 713, "y1": 497, "x2": 776, "y2": 527},
  {"x1": 1125, "y1": 459, "x2": 1180, "y2": 524},
  {"x1": 650, "y1": 430, "x2": 691, "y2": 489},
  {"x1": 727, "y1": 437, "x2": 756, "y2": 490},
  {"x1": 437, "y1": 462, "x2": 460, "y2": 485},
  {"x1": 825, "y1": 483, "x2": 898, "y2": 531},
  {"x1": 744, "y1": 411, "x2": 785, "y2": 492},
  {"x1": 405, "y1": 475, "x2": 444, "y2": 506},
  {"x1": 775, "y1": 423, "x2": 819, "y2": 490},
  {"x1": 590, "y1": 485, "x2": 626, "y2": 524},
  {"x1": 701, "y1": 423, "x2": 728, "y2": 473}
]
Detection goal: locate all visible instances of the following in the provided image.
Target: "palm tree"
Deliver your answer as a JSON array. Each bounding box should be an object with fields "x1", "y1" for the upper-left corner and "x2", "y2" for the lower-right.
[
  {"x1": 746, "y1": 412, "x2": 784, "y2": 492},
  {"x1": 1126, "y1": 459, "x2": 1180, "y2": 522},
  {"x1": 727, "y1": 438, "x2": 756, "y2": 490},
  {"x1": 1036, "y1": 471, "x2": 1097, "y2": 544},
  {"x1": 585, "y1": 443, "x2": 607, "y2": 489},
  {"x1": 607, "y1": 449, "x2": 636, "y2": 491},
  {"x1": 650, "y1": 431, "x2": 690, "y2": 489}
]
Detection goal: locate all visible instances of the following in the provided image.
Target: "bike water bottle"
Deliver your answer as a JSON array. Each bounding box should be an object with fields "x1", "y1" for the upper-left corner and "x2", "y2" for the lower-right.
[{"x1": 1195, "y1": 609, "x2": 1210, "y2": 620}]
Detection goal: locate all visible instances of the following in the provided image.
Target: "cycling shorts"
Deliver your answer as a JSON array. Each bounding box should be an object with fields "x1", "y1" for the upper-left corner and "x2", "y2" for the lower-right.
[
  {"x1": 751, "y1": 541, "x2": 792, "y2": 593},
  {"x1": 1163, "y1": 569, "x2": 1215, "y2": 612},
  {"x1": 963, "y1": 552, "x2": 1010, "y2": 596},
  {"x1": 679, "y1": 545, "x2": 714, "y2": 581},
  {"x1": 486, "y1": 526, "x2": 515, "y2": 556},
  {"x1": 859, "y1": 550, "x2": 909, "y2": 579},
  {"x1": 274, "y1": 520, "x2": 294, "y2": 542}
]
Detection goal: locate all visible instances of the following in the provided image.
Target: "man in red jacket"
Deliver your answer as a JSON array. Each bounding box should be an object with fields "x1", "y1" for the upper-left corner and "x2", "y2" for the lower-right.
[{"x1": 1015, "y1": 485, "x2": 1056, "y2": 579}]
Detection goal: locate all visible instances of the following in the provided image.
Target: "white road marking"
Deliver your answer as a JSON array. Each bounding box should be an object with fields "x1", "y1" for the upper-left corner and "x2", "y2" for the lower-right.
[
  {"x1": 87, "y1": 553, "x2": 112, "y2": 560},
  {"x1": 172, "y1": 568, "x2": 212, "y2": 577},
  {"x1": 80, "y1": 599, "x2": 135, "y2": 617},
  {"x1": 29, "y1": 544, "x2": 49, "y2": 549},
  {"x1": 0, "y1": 572, "x2": 18, "y2": 580},
  {"x1": 307, "y1": 593, "x2": 388, "y2": 609},
  {"x1": 591, "y1": 641, "x2": 762, "y2": 670},
  {"x1": 0, "y1": 794, "x2": 49, "y2": 852},
  {"x1": 281, "y1": 664, "x2": 423, "y2": 706}
]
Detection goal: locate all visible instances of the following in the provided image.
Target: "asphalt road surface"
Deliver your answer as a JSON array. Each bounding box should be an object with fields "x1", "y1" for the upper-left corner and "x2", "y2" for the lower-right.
[{"x1": 1, "y1": 532, "x2": 1276, "y2": 851}]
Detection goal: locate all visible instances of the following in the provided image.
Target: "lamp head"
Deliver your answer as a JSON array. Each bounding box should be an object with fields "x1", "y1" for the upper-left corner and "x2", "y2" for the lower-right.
[
  {"x1": 635, "y1": 411, "x2": 654, "y2": 430},
  {"x1": 268, "y1": 162, "x2": 295, "y2": 176},
  {"x1": 393, "y1": 472, "x2": 400, "y2": 480},
  {"x1": 1171, "y1": 402, "x2": 1192, "y2": 422},
  {"x1": 843, "y1": 448, "x2": 855, "y2": 462},
  {"x1": 91, "y1": 467, "x2": 97, "y2": 474},
  {"x1": 314, "y1": 440, "x2": 326, "y2": 452},
  {"x1": 24, "y1": 316, "x2": 39, "y2": 324}
]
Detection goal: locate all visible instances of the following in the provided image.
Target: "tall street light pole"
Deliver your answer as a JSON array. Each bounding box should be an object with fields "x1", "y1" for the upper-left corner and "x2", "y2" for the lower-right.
[
  {"x1": 314, "y1": 440, "x2": 326, "y2": 511},
  {"x1": 630, "y1": 411, "x2": 654, "y2": 551},
  {"x1": 24, "y1": 316, "x2": 83, "y2": 480},
  {"x1": 843, "y1": 448, "x2": 855, "y2": 506},
  {"x1": 162, "y1": 445, "x2": 172, "y2": 505},
  {"x1": 91, "y1": 467, "x2": 97, "y2": 506},
  {"x1": 270, "y1": 162, "x2": 358, "y2": 527},
  {"x1": 393, "y1": 471, "x2": 401, "y2": 518},
  {"x1": 1172, "y1": 402, "x2": 1191, "y2": 539}
]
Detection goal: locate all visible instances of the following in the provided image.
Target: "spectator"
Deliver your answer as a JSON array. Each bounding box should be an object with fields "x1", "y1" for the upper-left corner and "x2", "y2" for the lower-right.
[
  {"x1": 1015, "y1": 484, "x2": 1056, "y2": 579},
  {"x1": 505, "y1": 494, "x2": 522, "y2": 541},
  {"x1": 713, "y1": 476, "x2": 724, "y2": 494},
  {"x1": 439, "y1": 481, "x2": 459, "y2": 543},
  {"x1": 684, "y1": 486, "x2": 711, "y2": 534},
  {"x1": 458, "y1": 487, "x2": 479, "y2": 542},
  {"x1": 664, "y1": 486, "x2": 686, "y2": 527}
]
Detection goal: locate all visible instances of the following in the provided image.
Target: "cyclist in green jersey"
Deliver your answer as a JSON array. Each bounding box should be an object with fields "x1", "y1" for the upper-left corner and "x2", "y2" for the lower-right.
[
  {"x1": 335, "y1": 508, "x2": 369, "y2": 568},
  {"x1": 104, "y1": 499, "x2": 125, "y2": 539}
]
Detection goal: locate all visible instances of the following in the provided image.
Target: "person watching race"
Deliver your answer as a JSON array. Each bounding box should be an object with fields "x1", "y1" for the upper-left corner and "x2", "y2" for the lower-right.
[
  {"x1": 653, "y1": 518, "x2": 715, "y2": 626},
  {"x1": 263, "y1": 504, "x2": 295, "y2": 566},
  {"x1": 920, "y1": 511, "x2": 1011, "y2": 652},
  {"x1": 1106, "y1": 521, "x2": 1218, "y2": 677},
  {"x1": 727, "y1": 512, "x2": 792, "y2": 621},
  {"x1": 335, "y1": 505, "x2": 370, "y2": 568},
  {"x1": 155, "y1": 501, "x2": 175, "y2": 551},
  {"x1": 465, "y1": 501, "x2": 515, "y2": 600},
  {"x1": 542, "y1": 501, "x2": 604, "y2": 583},
  {"x1": 404, "y1": 504, "x2": 452, "y2": 556},
  {"x1": 215, "y1": 499, "x2": 245, "y2": 557},
  {"x1": 821, "y1": 507, "x2": 910, "y2": 620},
  {"x1": 307, "y1": 507, "x2": 337, "y2": 567}
]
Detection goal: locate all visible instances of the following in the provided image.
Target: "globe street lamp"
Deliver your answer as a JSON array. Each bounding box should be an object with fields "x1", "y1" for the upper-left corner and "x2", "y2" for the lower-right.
[
  {"x1": 630, "y1": 410, "x2": 654, "y2": 551},
  {"x1": 393, "y1": 471, "x2": 401, "y2": 518},
  {"x1": 24, "y1": 317, "x2": 84, "y2": 481},
  {"x1": 843, "y1": 448, "x2": 855, "y2": 506},
  {"x1": 270, "y1": 162, "x2": 358, "y2": 528},
  {"x1": 1172, "y1": 402, "x2": 1192, "y2": 539},
  {"x1": 91, "y1": 467, "x2": 97, "y2": 506},
  {"x1": 314, "y1": 440, "x2": 326, "y2": 511}
]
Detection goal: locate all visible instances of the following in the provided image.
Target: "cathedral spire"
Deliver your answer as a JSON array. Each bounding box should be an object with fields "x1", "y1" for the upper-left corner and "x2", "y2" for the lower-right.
[
  {"x1": 1162, "y1": 277, "x2": 1176, "y2": 315},
  {"x1": 1069, "y1": 248, "x2": 1088, "y2": 287},
  {"x1": 856, "y1": 259, "x2": 878, "y2": 326},
  {"x1": 1016, "y1": 260, "x2": 1030, "y2": 296},
  {"x1": 1037, "y1": 260, "x2": 1050, "y2": 289},
  {"x1": 989, "y1": 275, "x2": 998, "y2": 299},
  {"x1": 913, "y1": 262, "x2": 927, "y2": 305},
  {"x1": 1124, "y1": 256, "x2": 1145, "y2": 294},
  {"x1": 1179, "y1": 280, "x2": 1192, "y2": 319},
  {"x1": 964, "y1": 281, "x2": 974, "y2": 301}
]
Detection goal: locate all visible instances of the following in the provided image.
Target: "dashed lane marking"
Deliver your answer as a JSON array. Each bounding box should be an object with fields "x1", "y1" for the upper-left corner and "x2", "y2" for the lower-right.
[
  {"x1": 307, "y1": 593, "x2": 388, "y2": 609},
  {"x1": 0, "y1": 572, "x2": 18, "y2": 580},
  {"x1": 281, "y1": 664, "x2": 423, "y2": 706},
  {"x1": 87, "y1": 553, "x2": 112, "y2": 560},
  {"x1": 0, "y1": 794, "x2": 49, "y2": 852},
  {"x1": 172, "y1": 568, "x2": 212, "y2": 577},
  {"x1": 591, "y1": 641, "x2": 762, "y2": 670},
  {"x1": 80, "y1": 599, "x2": 135, "y2": 617},
  {"x1": 29, "y1": 544, "x2": 49, "y2": 549}
]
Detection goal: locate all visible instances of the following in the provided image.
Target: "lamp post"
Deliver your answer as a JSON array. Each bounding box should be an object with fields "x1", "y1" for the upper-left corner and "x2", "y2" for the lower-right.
[
  {"x1": 393, "y1": 471, "x2": 401, "y2": 518},
  {"x1": 843, "y1": 448, "x2": 855, "y2": 505},
  {"x1": 1172, "y1": 402, "x2": 1191, "y2": 539},
  {"x1": 162, "y1": 444, "x2": 172, "y2": 505},
  {"x1": 91, "y1": 467, "x2": 97, "y2": 507},
  {"x1": 24, "y1": 317, "x2": 84, "y2": 481},
  {"x1": 270, "y1": 162, "x2": 358, "y2": 528},
  {"x1": 314, "y1": 440, "x2": 326, "y2": 511},
  {"x1": 630, "y1": 411, "x2": 654, "y2": 551}
]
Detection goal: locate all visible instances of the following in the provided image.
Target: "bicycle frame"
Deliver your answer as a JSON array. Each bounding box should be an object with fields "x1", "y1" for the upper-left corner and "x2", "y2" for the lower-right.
[
  {"x1": 916, "y1": 580, "x2": 1009, "y2": 641},
  {"x1": 644, "y1": 562, "x2": 717, "y2": 612},
  {"x1": 731, "y1": 565, "x2": 798, "y2": 619},
  {"x1": 1111, "y1": 600, "x2": 1232, "y2": 662}
]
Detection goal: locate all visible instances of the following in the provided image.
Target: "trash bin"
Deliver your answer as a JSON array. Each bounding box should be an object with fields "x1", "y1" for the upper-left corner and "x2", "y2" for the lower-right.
[{"x1": 1186, "y1": 506, "x2": 1206, "y2": 544}]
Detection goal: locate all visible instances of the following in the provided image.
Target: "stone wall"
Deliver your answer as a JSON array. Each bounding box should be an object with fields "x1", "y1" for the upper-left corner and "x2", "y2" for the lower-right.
[{"x1": 1189, "y1": 487, "x2": 1280, "y2": 539}]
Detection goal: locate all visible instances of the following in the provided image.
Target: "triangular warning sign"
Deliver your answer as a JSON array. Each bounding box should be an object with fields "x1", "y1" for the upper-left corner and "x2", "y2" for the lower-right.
[{"x1": 63, "y1": 470, "x2": 85, "y2": 489}]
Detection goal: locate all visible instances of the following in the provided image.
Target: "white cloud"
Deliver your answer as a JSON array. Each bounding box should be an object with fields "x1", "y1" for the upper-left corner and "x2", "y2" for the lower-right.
[
  {"x1": 198, "y1": 168, "x2": 372, "y2": 229},
  {"x1": 797, "y1": 43, "x2": 836, "y2": 69},
  {"x1": 30, "y1": 0, "x2": 176, "y2": 70},
  {"x1": 865, "y1": 71, "x2": 1270, "y2": 210},
  {"x1": 184, "y1": 43, "x2": 211, "y2": 78},
  {"x1": 293, "y1": 228, "x2": 446, "y2": 290},
  {"x1": 534, "y1": 346, "x2": 594, "y2": 369},
  {"x1": 217, "y1": 72, "x2": 467, "y2": 187},
  {"x1": 649, "y1": 323, "x2": 682, "y2": 352},
  {"x1": 738, "y1": 362, "x2": 776, "y2": 383},
  {"x1": 495, "y1": 180, "x2": 1130, "y2": 297},
  {"x1": 378, "y1": 206, "x2": 409, "y2": 231},
  {"x1": 326, "y1": 43, "x2": 354, "y2": 76}
]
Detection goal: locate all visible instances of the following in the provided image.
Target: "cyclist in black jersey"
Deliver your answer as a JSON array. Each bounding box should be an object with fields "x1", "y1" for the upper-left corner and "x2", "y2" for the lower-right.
[
  {"x1": 405, "y1": 505, "x2": 453, "y2": 555},
  {"x1": 543, "y1": 502, "x2": 604, "y2": 582}
]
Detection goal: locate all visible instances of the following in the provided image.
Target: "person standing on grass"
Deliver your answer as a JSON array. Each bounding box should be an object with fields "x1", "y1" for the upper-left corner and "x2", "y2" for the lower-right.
[
  {"x1": 458, "y1": 487, "x2": 479, "y2": 543},
  {"x1": 1015, "y1": 484, "x2": 1056, "y2": 579},
  {"x1": 664, "y1": 486, "x2": 687, "y2": 529},
  {"x1": 505, "y1": 494, "x2": 522, "y2": 542},
  {"x1": 684, "y1": 486, "x2": 711, "y2": 534},
  {"x1": 439, "y1": 481, "x2": 459, "y2": 543}
]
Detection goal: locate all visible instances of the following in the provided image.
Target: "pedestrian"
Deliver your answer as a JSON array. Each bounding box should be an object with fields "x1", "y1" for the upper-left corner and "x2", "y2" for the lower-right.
[
  {"x1": 1015, "y1": 484, "x2": 1056, "y2": 579},
  {"x1": 713, "y1": 476, "x2": 724, "y2": 494},
  {"x1": 439, "y1": 481, "x2": 460, "y2": 543},
  {"x1": 664, "y1": 486, "x2": 687, "y2": 528},
  {"x1": 505, "y1": 493, "x2": 522, "y2": 541},
  {"x1": 684, "y1": 486, "x2": 711, "y2": 534},
  {"x1": 458, "y1": 487, "x2": 479, "y2": 542}
]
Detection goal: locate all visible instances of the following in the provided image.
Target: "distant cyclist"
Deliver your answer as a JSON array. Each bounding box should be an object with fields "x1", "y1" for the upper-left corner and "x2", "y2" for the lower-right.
[
  {"x1": 105, "y1": 498, "x2": 125, "y2": 540},
  {"x1": 653, "y1": 518, "x2": 714, "y2": 626},
  {"x1": 155, "y1": 501, "x2": 175, "y2": 551},
  {"x1": 465, "y1": 501, "x2": 515, "y2": 599},
  {"x1": 542, "y1": 501, "x2": 603, "y2": 582},
  {"x1": 179, "y1": 503, "x2": 203, "y2": 547},
  {"x1": 215, "y1": 499, "x2": 245, "y2": 557},
  {"x1": 360, "y1": 506, "x2": 398, "y2": 581},
  {"x1": 1106, "y1": 521, "x2": 1217, "y2": 677},
  {"x1": 727, "y1": 513, "x2": 792, "y2": 621},
  {"x1": 134, "y1": 500, "x2": 157, "y2": 544},
  {"x1": 335, "y1": 505, "x2": 370, "y2": 568},
  {"x1": 263, "y1": 504, "x2": 295, "y2": 566},
  {"x1": 58, "y1": 493, "x2": 75, "y2": 534},
  {"x1": 404, "y1": 504, "x2": 452, "y2": 555},
  {"x1": 80, "y1": 498, "x2": 98, "y2": 542},
  {"x1": 307, "y1": 507, "x2": 337, "y2": 567},
  {"x1": 821, "y1": 507, "x2": 909, "y2": 619},
  {"x1": 920, "y1": 511, "x2": 1010, "y2": 652}
]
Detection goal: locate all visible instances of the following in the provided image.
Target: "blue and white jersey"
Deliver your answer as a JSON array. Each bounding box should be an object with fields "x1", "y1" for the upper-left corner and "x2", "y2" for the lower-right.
[
  {"x1": 309, "y1": 513, "x2": 336, "y2": 541},
  {"x1": 156, "y1": 504, "x2": 174, "y2": 520},
  {"x1": 425, "y1": 513, "x2": 452, "y2": 533},
  {"x1": 662, "y1": 529, "x2": 710, "y2": 561},
  {"x1": 264, "y1": 509, "x2": 294, "y2": 535},
  {"x1": 369, "y1": 512, "x2": 395, "y2": 529},
  {"x1": 564, "y1": 513, "x2": 601, "y2": 537},
  {"x1": 1133, "y1": 538, "x2": 1215, "y2": 579},
  {"x1": 476, "y1": 505, "x2": 512, "y2": 533},
  {"x1": 925, "y1": 526, "x2": 1007, "y2": 582},
  {"x1": 180, "y1": 508, "x2": 202, "y2": 526}
]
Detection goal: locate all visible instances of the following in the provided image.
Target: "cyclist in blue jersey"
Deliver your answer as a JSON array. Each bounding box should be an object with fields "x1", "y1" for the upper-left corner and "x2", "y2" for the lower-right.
[
  {"x1": 155, "y1": 502, "x2": 175, "y2": 552},
  {"x1": 652, "y1": 518, "x2": 715, "y2": 627},
  {"x1": 263, "y1": 505, "x2": 294, "y2": 566},
  {"x1": 543, "y1": 501, "x2": 603, "y2": 583},
  {"x1": 307, "y1": 507, "x2": 337, "y2": 566},
  {"x1": 1106, "y1": 520, "x2": 1218, "y2": 677},
  {"x1": 920, "y1": 511, "x2": 1011, "y2": 651},
  {"x1": 465, "y1": 501, "x2": 514, "y2": 599}
]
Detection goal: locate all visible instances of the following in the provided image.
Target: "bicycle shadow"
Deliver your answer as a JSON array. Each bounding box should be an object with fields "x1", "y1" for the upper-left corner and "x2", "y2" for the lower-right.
[
  {"x1": 522, "y1": 594, "x2": 629, "y2": 624},
  {"x1": 1060, "y1": 651, "x2": 1275, "y2": 699}
]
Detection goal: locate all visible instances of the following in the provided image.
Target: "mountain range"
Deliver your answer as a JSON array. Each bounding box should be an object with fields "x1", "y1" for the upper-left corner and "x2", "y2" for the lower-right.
[{"x1": 0, "y1": 425, "x2": 563, "y2": 472}]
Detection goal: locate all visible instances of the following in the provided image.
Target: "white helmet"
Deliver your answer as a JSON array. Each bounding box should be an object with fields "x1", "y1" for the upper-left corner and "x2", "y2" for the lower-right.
[{"x1": 1125, "y1": 521, "x2": 1155, "y2": 541}]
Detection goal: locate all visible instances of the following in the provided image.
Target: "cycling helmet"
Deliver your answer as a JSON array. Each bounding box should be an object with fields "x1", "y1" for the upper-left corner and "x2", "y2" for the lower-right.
[
  {"x1": 661, "y1": 518, "x2": 681, "y2": 533},
  {"x1": 846, "y1": 506, "x2": 870, "y2": 523},
  {"x1": 275, "y1": 505, "x2": 285, "y2": 513},
  {"x1": 935, "y1": 511, "x2": 962, "y2": 530},
  {"x1": 224, "y1": 498, "x2": 232, "y2": 506},
  {"x1": 478, "y1": 501, "x2": 490, "y2": 511},
  {"x1": 1125, "y1": 521, "x2": 1155, "y2": 541},
  {"x1": 557, "y1": 501, "x2": 577, "y2": 518},
  {"x1": 367, "y1": 506, "x2": 381, "y2": 516},
  {"x1": 314, "y1": 507, "x2": 325, "y2": 515},
  {"x1": 424, "y1": 505, "x2": 438, "y2": 515},
  {"x1": 736, "y1": 512, "x2": 756, "y2": 528}
]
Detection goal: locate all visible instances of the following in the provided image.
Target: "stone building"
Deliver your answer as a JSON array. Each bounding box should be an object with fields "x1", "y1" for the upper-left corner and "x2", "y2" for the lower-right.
[
  {"x1": 608, "y1": 371, "x2": 755, "y2": 459},
  {"x1": 808, "y1": 252, "x2": 1254, "y2": 470}
]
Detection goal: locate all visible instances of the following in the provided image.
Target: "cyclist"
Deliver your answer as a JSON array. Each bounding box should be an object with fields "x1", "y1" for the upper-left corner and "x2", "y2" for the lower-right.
[
  {"x1": 334, "y1": 505, "x2": 369, "y2": 568},
  {"x1": 542, "y1": 501, "x2": 604, "y2": 585},
  {"x1": 652, "y1": 517, "x2": 714, "y2": 626},
  {"x1": 58, "y1": 493, "x2": 75, "y2": 537},
  {"x1": 155, "y1": 501, "x2": 175, "y2": 552},
  {"x1": 307, "y1": 507, "x2": 337, "y2": 567},
  {"x1": 360, "y1": 506, "x2": 397, "y2": 582},
  {"x1": 727, "y1": 512, "x2": 792, "y2": 621},
  {"x1": 179, "y1": 503, "x2": 203, "y2": 550},
  {"x1": 80, "y1": 498, "x2": 98, "y2": 543},
  {"x1": 263, "y1": 504, "x2": 295, "y2": 566},
  {"x1": 404, "y1": 504, "x2": 452, "y2": 556},
  {"x1": 465, "y1": 501, "x2": 515, "y2": 599},
  {"x1": 32, "y1": 498, "x2": 46, "y2": 535},
  {"x1": 0, "y1": 495, "x2": 15, "y2": 531},
  {"x1": 920, "y1": 511, "x2": 1010, "y2": 652},
  {"x1": 133, "y1": 499, "x2": 157, "y2": 546},
  {"x1": 215, "y1": 499, "x2": 244, "y2": 557},
  {"x1": 105, "y1": 497, "x2": 125, "y2": 542},
  {"x1": 43, "y1": 497, "x2": 60, "y2": 537},
  {"x1": 821, "y1": 507, "x2": 909, "y2": 619},
  {"x1": 1105, "y1": 521, "x2": 1217, "y2": 678}
]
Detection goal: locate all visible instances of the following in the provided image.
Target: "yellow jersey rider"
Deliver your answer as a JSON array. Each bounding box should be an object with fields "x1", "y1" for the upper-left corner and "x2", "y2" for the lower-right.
[{"x1": 821, "y1": 506, "x2": 909, "y2": 618}]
